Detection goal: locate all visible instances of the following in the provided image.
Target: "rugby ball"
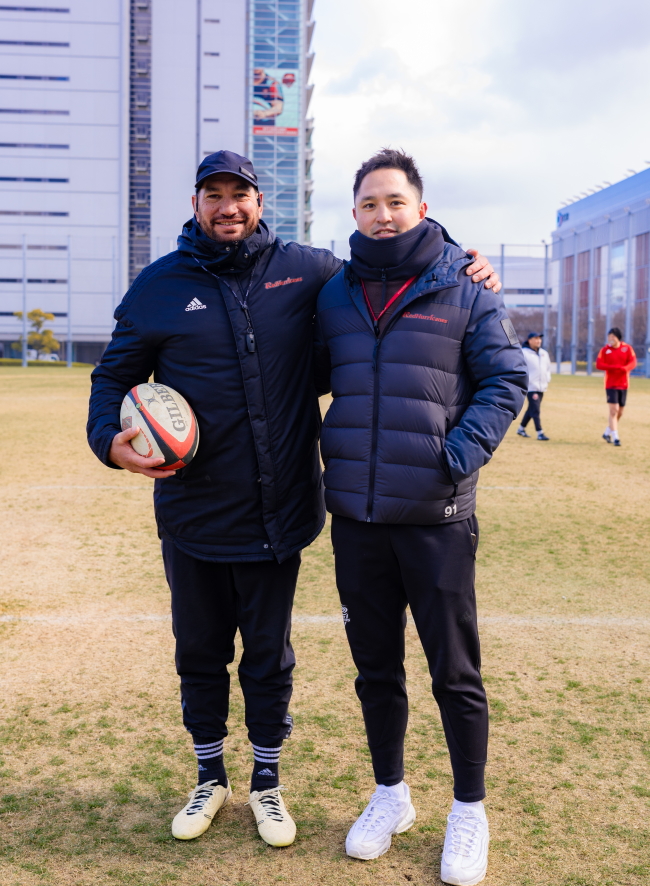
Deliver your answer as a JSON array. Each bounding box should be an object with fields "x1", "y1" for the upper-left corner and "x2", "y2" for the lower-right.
[{"x1": 119, "y1": 382, "x2": 199, "y2": 471}]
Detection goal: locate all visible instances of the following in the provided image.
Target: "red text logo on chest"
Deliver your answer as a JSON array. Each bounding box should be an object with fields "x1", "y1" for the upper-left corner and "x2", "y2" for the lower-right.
[
  {"x1": 264, "y1": 276, "x2": 303, "y2": 290},
  {"x1": 403, "y1": 312, "x2": 448, "y2": 323}
]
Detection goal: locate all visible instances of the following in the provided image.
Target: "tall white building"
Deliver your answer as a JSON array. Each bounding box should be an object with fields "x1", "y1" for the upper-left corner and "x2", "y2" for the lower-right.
[{"x1": 0, "y1": 0, "x2": 315, "y2": 362}]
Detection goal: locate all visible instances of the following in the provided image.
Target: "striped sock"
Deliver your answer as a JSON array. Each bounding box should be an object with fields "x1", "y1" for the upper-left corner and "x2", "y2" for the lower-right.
[
  {"x1": 193, "y1": 737, "x2": 227, "y2": 786},
  {"x1": 251, "y1": 742, "x2": 282, "y2": 791}
]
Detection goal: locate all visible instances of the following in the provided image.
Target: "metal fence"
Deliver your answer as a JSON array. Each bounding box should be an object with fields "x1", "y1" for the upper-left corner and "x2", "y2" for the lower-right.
[{"x1": 0, "y1": 234, "x2": 120, "y2": 366}]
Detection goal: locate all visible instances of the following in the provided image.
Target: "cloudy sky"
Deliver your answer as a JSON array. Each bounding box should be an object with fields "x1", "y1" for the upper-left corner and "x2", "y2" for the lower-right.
[{"x1": 309, "y1": 0, "x2": 650, "y2": 251}]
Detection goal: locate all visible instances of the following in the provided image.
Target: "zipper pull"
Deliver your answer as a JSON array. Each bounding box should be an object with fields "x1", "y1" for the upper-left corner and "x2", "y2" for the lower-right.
[
  {"x1": 243, "y1": 306, "x2": 256, "y2": 352},
  {"x1": 372, "y1": 338, "x2": 380, "y2": 371}
]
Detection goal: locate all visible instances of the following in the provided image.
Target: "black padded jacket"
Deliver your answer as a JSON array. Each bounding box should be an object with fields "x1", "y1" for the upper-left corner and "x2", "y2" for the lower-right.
[{"x1": 87, "y1": 219, "x2": 341, "y2": 562}]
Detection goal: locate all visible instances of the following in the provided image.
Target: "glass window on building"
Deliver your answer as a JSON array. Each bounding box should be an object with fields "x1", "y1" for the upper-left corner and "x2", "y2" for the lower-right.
[
  {"x1": 610, "y1": 241, "x2": 627, "y2": 331},
  {"x1": 633, "y1": 232, "x2": 650, "y2": 352},
  {"x1": 250, "y1": 0, "x2": 304, "y2": 243}
]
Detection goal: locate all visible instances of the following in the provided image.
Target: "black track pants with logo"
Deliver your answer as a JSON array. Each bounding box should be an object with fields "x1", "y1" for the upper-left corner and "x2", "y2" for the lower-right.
[
  {"x1": 162, "y1": 540, "x2": 299, "y2": 747},
  {"x1": 331, "y1": 514, "x2": 488, "y2": 802}
]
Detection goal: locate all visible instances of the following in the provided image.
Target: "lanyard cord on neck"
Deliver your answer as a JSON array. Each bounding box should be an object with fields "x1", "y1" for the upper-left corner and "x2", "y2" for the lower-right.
[
  {"x1": 361, "y1": 277, "x2": 416, "y2": 331},
  {"x1": 193, "y1": 254, "x2": 260, "y2": 352}
]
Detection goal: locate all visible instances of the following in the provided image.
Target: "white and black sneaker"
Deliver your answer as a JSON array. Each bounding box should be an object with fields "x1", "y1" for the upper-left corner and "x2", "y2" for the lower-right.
[
  {"x1": 440, "y1": 803, "x2": 489, "y2": 885},
  {"x1": 345, "y1": 784, "x2": 416, "y2": 860},
  {"x1": 516, "y1": 427, "x2": 530, "y2": 438}
]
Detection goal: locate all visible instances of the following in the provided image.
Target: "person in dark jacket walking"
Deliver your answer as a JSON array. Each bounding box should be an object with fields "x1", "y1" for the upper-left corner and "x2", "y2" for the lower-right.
[
  {"x1": 314, "y1": 149, "x2": 527, "y2": 884},
  {"x1": 87, "y1": 149, "x2": 501, "y2": 849}
]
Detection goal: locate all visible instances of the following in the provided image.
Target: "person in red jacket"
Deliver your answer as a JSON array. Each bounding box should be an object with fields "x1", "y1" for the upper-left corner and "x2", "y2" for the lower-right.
[{"x1": 595, "y1": 327, "x2": 636, "y2": 446}]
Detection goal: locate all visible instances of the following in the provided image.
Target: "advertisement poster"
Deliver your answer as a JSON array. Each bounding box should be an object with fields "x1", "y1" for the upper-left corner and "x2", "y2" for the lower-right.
[{"x1": 252, "y1": 67, "x2": 299, "y2": 137}]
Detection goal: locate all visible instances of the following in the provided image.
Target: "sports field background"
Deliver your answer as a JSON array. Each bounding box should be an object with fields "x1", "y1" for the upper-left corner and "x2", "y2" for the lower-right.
[{"x1": 0, "y1": 367, "x2": 649, "y2": 886}]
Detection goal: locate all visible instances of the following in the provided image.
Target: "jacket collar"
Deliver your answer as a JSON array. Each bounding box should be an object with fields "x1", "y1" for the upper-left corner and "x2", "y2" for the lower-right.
[
  {"x1": 177, "y1": 216, "x2": 275, "y2": 273},
  {"x1": 343, "y1": 242, "x2": 473, "y2": 333}
]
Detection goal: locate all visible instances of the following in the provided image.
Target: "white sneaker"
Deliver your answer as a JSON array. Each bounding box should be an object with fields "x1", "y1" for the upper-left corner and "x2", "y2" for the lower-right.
[
  {"x1": 171, "y1": 779, "x2": 231, "y2": 840},
  {"x1": 345, "y1": 785, "x2": 416, "y2": 860},
  {"x1": 247, "y1": 786, "x2": 296, "y2": 847},
  {"x1": 440, "y1": 805, "x2": 489, "y2": 885}
]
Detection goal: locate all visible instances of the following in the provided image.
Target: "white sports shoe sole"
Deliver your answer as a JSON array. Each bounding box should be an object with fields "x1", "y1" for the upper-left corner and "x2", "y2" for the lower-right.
[
  {"x1": 345, "y1": 802, "x2": 417, "y2": 860},
  {"x1": 440, "y1": 869, "x2": 487, "y2": 886}
]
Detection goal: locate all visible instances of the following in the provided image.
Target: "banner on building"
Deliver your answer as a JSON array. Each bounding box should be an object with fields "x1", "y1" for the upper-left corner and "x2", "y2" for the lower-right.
[{"x1": 252, "y1": 67, "x2": 299, "y2": 137}]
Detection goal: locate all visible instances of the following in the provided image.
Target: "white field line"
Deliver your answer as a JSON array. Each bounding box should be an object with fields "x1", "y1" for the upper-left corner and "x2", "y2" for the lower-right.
[
  {"x1": 478, "y1": 486, "x2": 545, "y2": 491},
  {"x1": 21, "y1": 485, "x2": 152, "y2": 490},
  {"x1": 8, "y1": 484, "x2": 539, "y2": 492},
  {"x1": 1, "y1": 614, "x2": 648, "y2": 628}
]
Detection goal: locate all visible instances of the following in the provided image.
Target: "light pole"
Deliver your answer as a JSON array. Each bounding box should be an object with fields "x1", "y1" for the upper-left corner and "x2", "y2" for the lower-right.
[
  {"x1": 542, "y1": 241, "x2": 549, "y2": 345},
  {"x1": 21, "y1": 234, "x2": 27, "y2": 367},
  {"x1": 66, "y1": 235, "x2": 72, "y2": 367},
  {"x1": 500, "y1": 243, "x2": 505, "y2": 292}
]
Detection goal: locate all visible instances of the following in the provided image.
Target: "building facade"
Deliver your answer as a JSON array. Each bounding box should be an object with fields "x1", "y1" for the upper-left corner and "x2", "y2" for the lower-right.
[
  {"x1": 0, "y1": 0, "x2": 315, "y2": 362},
  {"x1": 0, "y1": 1, "x2": 128, "y2": 363},
  {"x1": 552, "y1": 168, "x2": 650, "y2": 376}
]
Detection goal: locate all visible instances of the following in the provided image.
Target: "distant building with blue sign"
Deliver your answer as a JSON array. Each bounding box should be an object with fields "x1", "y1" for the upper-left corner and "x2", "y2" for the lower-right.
[{"x1": 552, "y1": 168, "x2": 650, "y2": 375}]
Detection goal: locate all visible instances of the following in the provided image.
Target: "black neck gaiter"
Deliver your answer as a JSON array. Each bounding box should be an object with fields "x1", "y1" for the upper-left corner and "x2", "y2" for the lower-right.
[{"x1": 348, "y1": 218, "x2": 445, "y2": 281}]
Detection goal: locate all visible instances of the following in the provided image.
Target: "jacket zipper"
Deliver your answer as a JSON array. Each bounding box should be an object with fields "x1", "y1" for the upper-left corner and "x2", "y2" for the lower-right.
[
  {"x1": 363, "y1": 269, "x2": 452, "y2": 522},
  {"x1": 366, "y1": 270, "x2": 385, "y2": 521}
]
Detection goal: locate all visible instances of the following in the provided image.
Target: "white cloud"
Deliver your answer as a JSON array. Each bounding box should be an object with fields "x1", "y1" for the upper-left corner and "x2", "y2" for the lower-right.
[{"x1": 309, "y1": 0, "x2": 650, "y2": 249}]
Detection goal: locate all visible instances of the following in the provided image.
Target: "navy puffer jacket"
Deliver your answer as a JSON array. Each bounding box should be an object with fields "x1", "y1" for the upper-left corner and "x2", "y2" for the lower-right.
[
  {"x1": 88, "y1": 218, "x2": 341, "y2": 563},
  {"x1": 314, "y1": 242, "x2": 528, "y2": 524}
]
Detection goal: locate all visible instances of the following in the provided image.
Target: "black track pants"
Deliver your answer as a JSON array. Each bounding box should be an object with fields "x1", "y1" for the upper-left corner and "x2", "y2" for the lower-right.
[
  {"x1": 331, "y1": 515, "x2": 488, "y2": 802},
  {"x1": 521, "y1": 391, "x2": 544, "y2": 431},
  {"x1": 162, "y1": 540, "x2": 299, "y2": 747}
]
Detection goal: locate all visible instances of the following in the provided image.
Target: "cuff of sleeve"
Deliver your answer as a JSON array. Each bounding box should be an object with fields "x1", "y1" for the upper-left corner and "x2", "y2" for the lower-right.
[{"x1": 97, "y1": 427, "x2": 123, "y2": 469}]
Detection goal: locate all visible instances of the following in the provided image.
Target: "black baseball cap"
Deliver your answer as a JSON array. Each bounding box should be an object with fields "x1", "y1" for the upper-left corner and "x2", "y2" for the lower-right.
[
  {"x1": 195, "y1": 150, "x2": 258, "y2": 190},
  {"x1": 527, "y1": 331, "x2": 543, "y2": 339}
]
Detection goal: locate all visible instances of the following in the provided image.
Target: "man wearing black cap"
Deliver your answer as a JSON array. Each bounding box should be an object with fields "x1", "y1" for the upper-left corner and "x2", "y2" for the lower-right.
[
  {"x1": 87, "y1": 150, "x2": 501, "y2": 848},
  {"x1": 517, "y1": 332, "x2": 551, "y2": 441}
]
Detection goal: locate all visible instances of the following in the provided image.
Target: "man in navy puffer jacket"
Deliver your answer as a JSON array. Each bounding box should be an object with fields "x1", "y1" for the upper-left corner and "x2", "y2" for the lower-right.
[{"x1": 314, "y1": 149, "x2": 527, "y2": 884}]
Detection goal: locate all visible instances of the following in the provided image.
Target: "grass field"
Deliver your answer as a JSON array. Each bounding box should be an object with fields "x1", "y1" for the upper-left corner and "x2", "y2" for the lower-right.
[{"x1": 0, "y1": 367, "x2": 649, "y2": 886}]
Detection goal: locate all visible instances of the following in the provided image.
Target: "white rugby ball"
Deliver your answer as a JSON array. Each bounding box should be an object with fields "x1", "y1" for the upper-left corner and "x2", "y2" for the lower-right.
[{"x1": 119, "y1": 382, "x2": 199, "y2": 470}]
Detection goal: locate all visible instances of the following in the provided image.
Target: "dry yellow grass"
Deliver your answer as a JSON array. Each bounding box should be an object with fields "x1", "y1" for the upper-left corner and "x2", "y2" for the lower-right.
[{"x1": 0, "y1": 367, "x2": 648, "y2": 886}]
